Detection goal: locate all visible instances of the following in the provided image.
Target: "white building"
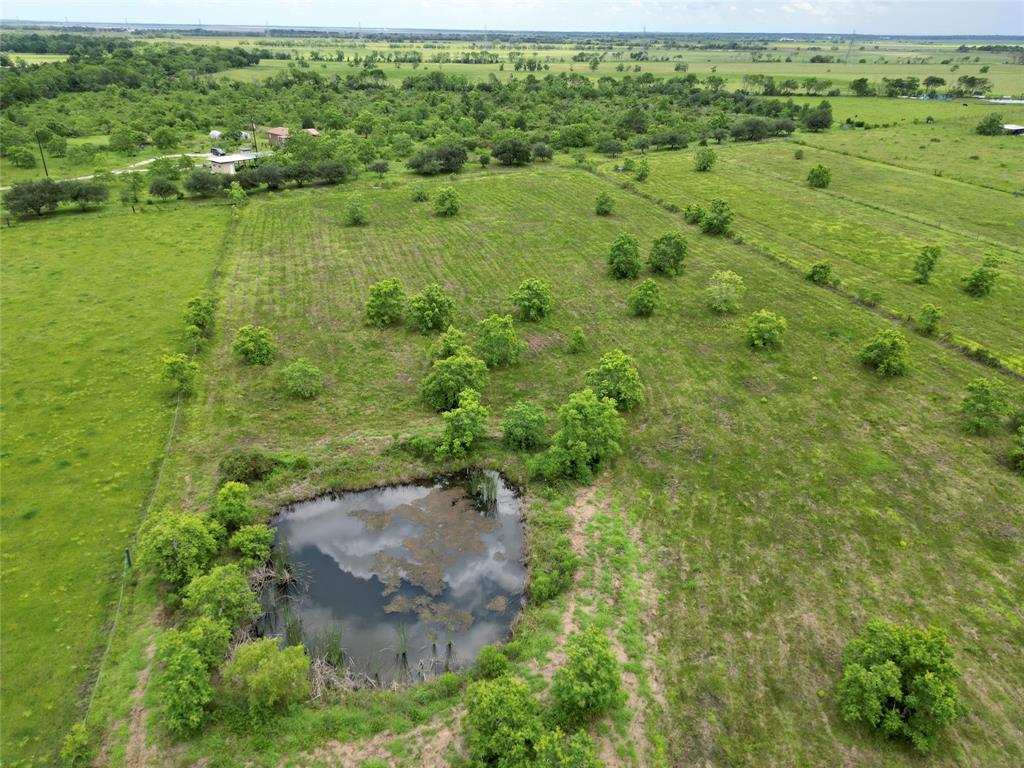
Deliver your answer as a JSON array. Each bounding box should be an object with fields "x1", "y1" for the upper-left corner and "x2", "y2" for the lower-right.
[{"x1": 208, "y1": 153, "x2": 257, "y2": 175}]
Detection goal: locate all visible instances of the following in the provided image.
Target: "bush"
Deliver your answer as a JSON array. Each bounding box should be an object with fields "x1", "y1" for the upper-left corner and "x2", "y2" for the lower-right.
[
  {"x1": 138, "y1": 511, "x2": 218, "y2": 587},
  {"x1": 213, "y1": 481, "x2": 256, "y2": 530},
  {"x1": 837, "y1": 619, "x2": 963, "y2": 753},
  {"x1": 961, "y1": 260, "x2": 998, "y2": 297},
  {"x1": 683, "y1": 203, "x2": 705, "y2": 225},
  {"x1": 594, "y1": 191, "x2": 614, "y2": 216},
  {"x1": 627, "y1": 278, "x2": 661, "y2": 317},
  {"x1": 156, "y1": 633, "x2": 212, "y2": 736},
  {"x1": 183, "y1": 169, "x2": 223, "y2": 197},
  {"x1": 407, "y1": 143, "x2": 467, "y2": 175},
  {"x1": 648, "y1": 232, "x2": 687, "y2": 276},
  {"x1": 567, "y1": 326, "x2": 588, "y2": 354},
  {"x1": 912, "y1": 245, "x2": 940, "y2": 284},
  {"x1": 410, "y1": 184, "x2": 429, "y2": 202},
  {"x1": 585, "y1": 349, "x2": 644, "y2": 410},
  {"x1": 607, "y1": 232, "x2": 642, "y2": 279},
  {"x1": 183, "y1": 564, "x2": 260, "y2": 626},
  {"x1": 705, "y1": 270, "x2": 746, "y2": 314},
  {"x1": 694, "y1": 146, "x2": 717, "y2": 171},
  {"x1": 408, "y1": 284, "x2": 455, "y2": 333},
  {"x1": 975, "y1": 112, "x2": 1004, "y2": 136},
  {"x1": 219, "y1": 449, "x2": 279, "y2": 484},
  {"x1": 807, "y1": 164, "x2": 832, "y2": 188},
  {"x1": 634, "y1": 156, "x2": 649, "y2": 181},
  {"x1": 858, "y1": 329, "x2": 909, "y2": 377},
  {"x1": 806, "y1": 260, "x2": 834, "y2": 285},
  {"x1": 794, "y1": 148, "x2": 805, "y2": 160},
  {"x1": 960, "y1": 377, "x2": 1010, "y2": 435},
  {"x1": 464, "y1": 675, "x2": 542, "y2": 767},
  {"x1": 365, "y1": 278, "x2": 406, "y2": 327},
  {"x1": 427, "y1": 326, "x2": 468, "y2": 361},
  {"x1": 502, "y1": 400, "x2": 547, "y2": 451},
  {"x1": 475, "y1": 314, "x2": 526, "y2": 368},
  {"x1": 282, "y1": 358, "x2": 323, "y2": 400},
  {"x1": 492, "y1": 134, "x2": 533, "y2": 166},
  {"x1": 1011, "y1": 427, "x2": 1024, "y2": 474},
  {"x1": 184, "y1": 296, "x2": 215, "y2": 335},
  {"x1": 917, "y1": 303, "x2": 943, "y2": 336},
  {"x1": 551, "y1": 628, "x2": 623, "y2": 728},
  {"x1": 699, "y1": 199, "x2": 734, "y2": 236},
  {"x1": 232, "y1": 325, "x2": 276, "y2": 365},
  {"x1": 536, "y1": 729, "x2": 601, "y2": 768},
  {"x1": 527, "y1": 506, "x2": 578, "y2": 603},
  {"x1": 162, "y1": 353, "x2": 199, "y2": 396},
  {"x1": 149, "y1": 176, "x2": 180, "y2": 200},
  {"x1": 478, "y1": 152, "x2": 491, "y2": 167},
  {"x1": 433, "y1": 185, "x2": 461, "y2": 217},
  {"x1": 533, "y1": 389, "x2": 624, "y2": 483},
  {"x1": 59, "y1": 723, "x2": 92, "y2": 767},
  {"x1": 183, "y1": 616, "x2": 232, "y2": 669},
  {"x1": 230, "y1": 525, "x2": 275, "y2": 569},
  {"x1": 420, "y1": 351, "x2": 488, "y2": 412},
  {"x1": 222, "y1": 639, "x2": 311, "y2": 723},
  {"x1": 746, "y1": 309, "x2": 788, "y2": 350},
  {"x1": 343, "y1": 194, "x2": 368, "y2": 225},
  {"x1": 475, "y1": 645, "x2": 511, "y2": 679},
  {"x1": 436, "y1": 388, "x2": 489, "y2": 460},
  {"x1": 510, "y1": 278, "x2": 553, "y2": 321},
  {"x1": 7, "y1": 145, "x2": 37, "y2": 168}
]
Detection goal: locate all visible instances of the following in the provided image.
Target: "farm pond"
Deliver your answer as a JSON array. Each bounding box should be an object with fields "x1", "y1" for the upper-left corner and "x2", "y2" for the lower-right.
[{"x1": 260, "y1": 470, "x2": 526, "y2": 683}]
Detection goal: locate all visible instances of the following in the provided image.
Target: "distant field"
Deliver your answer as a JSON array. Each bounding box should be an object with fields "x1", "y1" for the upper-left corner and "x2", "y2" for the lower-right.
[{"x1": 0, "y1": 202, "x2": 229, "y2": 765}]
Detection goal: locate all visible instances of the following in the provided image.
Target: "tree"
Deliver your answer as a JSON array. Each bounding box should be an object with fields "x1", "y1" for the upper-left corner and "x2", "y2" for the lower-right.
[
  {"x1": 594, "y1": 191, "x2": 614, "y2": 216},
  {"x1": 585, "y1": 349, "x2": 644, "y2": 410},
  {"x1": 474, "y1": 645, "x2": 511, "y2": 680},
  {"x1": 155, "y1": 633, "x2": 212, "y2": 736},
  {"x1": 807, "y1": 164, "x2": 832, "y2": 189},
  {"x1": 837, "y1": 620, "x2": 963, "y2": 754},
  {"x1": 137, "y1": 511, "x2": 218, "y2": 587},
  {"x1": 850, "y1": 77, "x2": 874, "y2": 96},
  {"x1": 510, "y1": 278, "x2": 553, "y2": 321},
  {"x1": 221, "y1": 639, "x2": 310, "y2": 723},
  {"x1": 464, "y1": 675, "x2": 542, "y2": 767},
  {"x1": 108, "y1": 126, "x2": 142, "y2": 154},
  {"x1": 229, "y1": 525, "x2": 274, "y2": 570},
  {"x1": 433, "y1": 185, "x2": 461, "y2": 217},
  {"x1": 551, "y1": 628, "x2": 624, "y2": 728},
  {"x1": 420, "y1": 351, "x2": 488, "y2": 412},
  {"x1": 4, "y1": 178, "x2": 62, "y2": 216},
  {"x1": 627, "y1": 279, "x2": 660, "y2": 317},
  {"x1": 913, "y1": 245, "x2": 940, "y2": 284},
  {"x1": 806, "y1": 260, "x2": 834, "y2": 285},
  {"x1": 225, "y1": 181, "x2": 248, "y2": 208},
  {"x1": 699, "y1": 199, "x2": 734, "y2": 236},
  {"x1": 183, "y1": 169, "x2": 224, "y2": 197},
  {"x1": 151, "y1": 126, "x2": 179, "y2": 150},
  {"x1": 365, "y1": 279, "x2": 406, "y2": 327},
  {"x1": 705, "y1": 270, "x2": 746, "y2": 314},
  {"x1": 634, "y1": 156, "x2": 649, "y2": 181},
  {"x1": 694, "y1": 146, "x2": 717, "y2": 172},
  {"x1": 534, "y1": 388, "x2": 624, "y2": 483},
  {"x1": 503, "y1": 400, "x2": 547, "y2": 450},
  {"x1": 607, "y1": 233, "x2": 642, "y2": 279},
  {"x1": 648, "y1": 233, "x2": 687, "y2": 276},
  {"x1": 6, "y1": 145, "x2": 37, "y2": 168},
  {"x1": 475, "y1": 314, "x2": 526, "y2": 368},
  {"x1": 232, "y1": 325, "x2": 276, "y2": 365},
  {"x1": 975, "y1": 112, "x2": 1004, "y2": 136},
  {"x1": 746, "y1": 310, "x2": 788, "y2": 350},
  {"x1": 282, "y1": 358, "x2": 323, "y2": 400},
  {"x1": 959, "y1": 377, "x2": 1009, "y2": 435},
  {"x1": 437, "y1": 388, "x2": 489, "y2": 459},
  {"x1": 344, "y1": 194, "x2": 368, "y2": 225},
  {"x1": 567, "y1": 326, "x2": 588, "y2": 354},
  {"x1": 916, "y1": 303, "x2": 943, "y2": 336},
  {"x1": 961, "y1": 260, "x2": 998, "y2": 297},
  {"x1": 63, "y1": 181, "x2": 109, "y2": 211},
  {"x1": 408, "y1": 283, "x2": 455, "y2": 333},
  {"x1": 183, "y1": 296, "x2": 215, "y2": 338},
  {"x1": 149, "y1": 176, "x2": 180, "y2": 200},
  {"x1": 183, "y1": 564, "x2": 260, "y2": 626},
  {"x1": 492, "y1": 133, "x2": 532, "y2": 165},
  {"x1": 596, "y1": 136, "x2": 624, "y2": 156},
  {"x1": 213, "y1": 482, "x2": 256, "y2": 530},
  {"x1": 162, "y1": 353, "x2": 199, "y2": 396},
  {"x1": 802, "y1": 100, "x2": 833, "y2": 131},
  {"x1": 858, "y1": 329, "x2": 909, "y2": 377},
  {"x1": 368, "y1": 159, "x2": 389, "y2": 179},
  {"x1": 478, "y1": 152, "x2": 491, "y2": 167},
  {"x1": 429, "y1": 325, "x2": 470, "y2": 360},
  {"x1": 406, "y1": 143, "x2": 468, "y2": 175}
]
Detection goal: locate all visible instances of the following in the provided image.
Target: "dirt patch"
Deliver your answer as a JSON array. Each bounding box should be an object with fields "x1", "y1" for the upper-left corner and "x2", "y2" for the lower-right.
[
  {"x1": 525, "y1": 332, "x2": 562, "y2": 357},
  {"x1": 124, "y1": 641, "x2": 157, "y2": 768}
]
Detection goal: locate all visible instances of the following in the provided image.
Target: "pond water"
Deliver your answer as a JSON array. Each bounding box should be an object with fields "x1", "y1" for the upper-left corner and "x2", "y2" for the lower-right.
[{"x1": 262, "y1": 470, "x2": 526, "y2": 683}]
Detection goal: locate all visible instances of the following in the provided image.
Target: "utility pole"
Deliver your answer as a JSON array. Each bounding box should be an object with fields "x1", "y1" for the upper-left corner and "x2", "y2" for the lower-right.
[
  {"x1": 251, "y1": 118, "x2": 259, "y2": 152},
  {"x1": 36, "y1": 136, "x2": 49, "y2": 177}
]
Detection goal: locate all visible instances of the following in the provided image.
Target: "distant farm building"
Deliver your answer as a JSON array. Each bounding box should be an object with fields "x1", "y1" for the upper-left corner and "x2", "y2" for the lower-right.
[
  {"x1": 267, "y1": 127, "x2": 290, "y2": 145},
  {"x1": 302, "y1": 128, "x2": 320, "y2": 137},
  {"x1": 208, "y1": 152, "x2": 258, "y2": 175},
  {"x1": 1002, "y1": 124, "x2": 1024, "y2": 135}
]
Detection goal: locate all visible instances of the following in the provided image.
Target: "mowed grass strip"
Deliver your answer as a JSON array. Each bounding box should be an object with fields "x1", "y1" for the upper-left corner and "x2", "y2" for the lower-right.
[{"x1": 0, "y1": 202, "x2": 229, "y2": 765}]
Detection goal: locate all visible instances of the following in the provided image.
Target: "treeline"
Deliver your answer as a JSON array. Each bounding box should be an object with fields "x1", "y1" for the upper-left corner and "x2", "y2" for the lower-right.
[
  {"x1": 0, "y1": 31, "x2": 136, "y2": 55},
  {"x1": 3, "y1": 177, "x2": 109, "y2": 216}
]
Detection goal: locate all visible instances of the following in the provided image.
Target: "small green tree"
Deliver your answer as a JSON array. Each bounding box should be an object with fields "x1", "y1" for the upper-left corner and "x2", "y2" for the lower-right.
[
  {"x1": 59, "y1": 723, "x2": 92, "y2": 767},
  {"x1": 433, "y1": 185, "x2": 461, "y2": 217},
  {"x1": 837, "y1": 619, "x2": 963, "y2": 754},
  {"x1": 912, "y1": 245, "x2": 941, "y2": 284},
  {"x1": 429, "y1": 325, "x2": 470, "y2": 360},
  {"x1": 916, "y1": 303, "x2": 944, "y2": 336},
  {"x1": 344, "y1": 194, "x2": 368, "y2": 225},
  {"x1": 694, "y1": 146, "x2": 717, "y2": 172},
  {"x1": 503, "y1": 400, "x2": 547, "y2": 450},
  {"x1": 648, "y1": 232, "x2": 687, "y2": 276},
  {"x1": 961, "y1": 260, "x2": 998, "y2": 297},
  {"x1": 282, "y1": 358, "x2": 323, "y2": 400},
  {"x1": 411, "y1": 184, "x2": 430, "y2": 202},
  {"x1": 536, "y1": 729, "x2": 601, "y2": 768},
  {"x1": 807, "y1": 164, "x2": 832, "y2": 188},
  {"x1": 225, "y1": 181, "x2": 248, "y2": 208},
  {"x1": 584, "y1": 349, "x2": 644, "y2": 410},
  {"x1": 213, "y1": 481, "x2": 255, "y2": 529},
  {"x1": 607, "y1": 232, "x2": 642, "y2": 279},
  {"x1": 806, "y1": 260, "x2": 834, "y2": 285},
  {"x1": 705, "y1": 270, "x2": 746, "y2": 314},
  {"x1": 474, "y1": 645, "x2": 511, "y2": 680},
  {"x1": 464, "y1": 675, "x2": 542, "y2": 767},
  {"x1": 229, "y1": 525, "x2": 275, "y2": 569},
  {"x1": 184, "y1": 296, "x2": 215, "y2": 335},
  {"x1": 221, "y1": 639, "x2": 311, "y2": 723},
  {"x1": 858, "y1": 329, "x2": 909, "y2": 377},
  {"x1": 551, "y1": 628, "x2": 624, "y2": 728},
  {"x1": 534, "y1": 389, "x2": 624, "y2": 483},
  {"x1": 162, "y1": 353, "x2": 199, "y2": 396},
  {"x1": 155, "y1": 633, "x2": 212, "y2": 736},
  {"x1": 699, "y1": 199, "x2": 734, "y2": 236},
  {"x1": 567, "y1": 326, "x2": 588, "y2": 354},
  {"x1": 183, "y1": 616, "x2": 232, "y2": 669},
  {"x1": 959, "y1": 377, "x2": 1009, "y2": 435},
  {"x1": 627, "y1": 278, "x2": 661, "y2": 317},
  {"x1": 408, "y1": 283, "x2": 455, "y2": 333},
  {"x1": 420, "y1": 351, "x2": 488, "y2": 411},
  {"x1": 511, "y1": 278, "x2": 553, "y2": 321},
  {"x1": 746, "y1": 310, "x2": 788, "y2": 350},
  {"x1": 365, "y1": 278, "x2": 406, "y2": 327},
  {"x1": 232, "y1": 325, "x2": 276, "y2": 365},
  {"x1": 975, "y1": 112, "x2": 1004, "y2": 136},
  {"x1": 149, "y1": 176, "x2": 180, "y2": 200},
  {"x1": 478, "y1": 152, "x2": 491, "y2": 167},
  {"x1": 683, "y1": 203, "x2": 705, "y2": 225},
  {"x1": 475, "y1": 314, "x2": 526, "y2": 368},
  {"x1": 137, "y1": 511, "x2": 218, "y2": 587},
  {"x1": 436, "y1": 388, "x2": 489, "y2": 459},
  {"x1": 183, "y1": 564, "x2": 260, "y2": 626},
  {"x1": 594, "y1": 191, "x2": 614, "y2": 216},
  {"x1": 635, "y1": 157, "x2": 650, "y2": 182}
]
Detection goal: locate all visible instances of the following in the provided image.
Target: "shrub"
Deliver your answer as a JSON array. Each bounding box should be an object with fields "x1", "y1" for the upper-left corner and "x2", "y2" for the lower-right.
[
  {"x1": 527, "y1": 506, "x2": 578, "y2": 603},
  {"x1": 627, "y1": 279, "x2": 661, "y2": 317},
  {"x1": 184, "y1": 296, "x2": 215, "y2": 335},
  {"x1": 156, "y1": 633, "x2": 212, "y2": 736},
  {"x1": 475, "y1": 314, "x2": 526, "y2": 368},
  {"x1": 975, "y1": 112, "x2": 1004, "y2": 136},
  {"x1": 219, "y1": 449, "x2": 279, "y2": 484},
  {"x1": 478, "y1": 152, "x2": 491, "y2": 167},
  {"x1": 699, "y1": 199, "x2": 734, "y2": 236},
  {"x1": 6, "y1": 145, "x2": 37, "y2": 168},
  {"x1": 221, "y1": 639, "x2": 311, "y2": 723},
  {"x1": 806, "y1": 260, "x2": 834, "y2": 285},
  {"x1": 961, "y1": 260, "x2": 998, "y2": 297},
  {"x1": 230, "y1": 525, "x2": 275, "y2": 569},
  {"x1": 282, "y1": 358, "x2": 323, "y2": 400},
  {"x1": 59, "y1": 723, "x2": 92, "y2": 767},
  {"x1": 408, "y1": 283, "x2": 455, "y2": 333},
  {"x1": 858, "y1": 329, "x2": 909, "y2": 377},
  {"x1": 913, "y1": 245, "x2": 940, "y2": 284},
  {"x1": 585, "y1": 349, "x2": 644, "y2": 411},
  {"x1": 343, "y1": 194, "x2": 368, "y2": 225},
  {"x1": 420, "y1": 350, "x2": 488, "y2": 411},
  {"x1": 705, "y1": 270, "x2": 746, "y2": 314},
  {"x1": 1011, "y1": 427, "x2": 1024, "y2": 474},
  {"x1": 807, "y1": 164, "x2": 832, "y2": 188},
  {"x1": 917, "y1": 303, "x2": 943, "y2": 336},
  {"x1": 149, "y1": 176, "x2": 180, "y2": 200},
  {"x1": 510, "y1": 278, "x2": 553, "y2": 321},
  {"x1": 694, "y1": 146, "x2": 717, "y2": 171},
  {"x1": 794, "y1": 148, "x2": 805, "y2": 160},
  {"x1": 407, "y1": 143, "x2": 467, "y2": 175},
  {"x1": 594, "y1": 191, "x2": 614, "y2": 216},
  {"x1": 232, "y1": 325, "x2": 276, "y2": 365},
  {"x1": 567, "y1": 326, "x2": 588, "y2": 354},
  {"x1": 137, "y1": 511, "x2": 218, "y2": 587},
  {"x1": 492, "y1": 133, "x2": 533, "y2": 166},
  {"x1": 365, "y1": 278, "x2": 406, "y2": 327},
  {"x1": 634, "y1": 156, "x2": 649, "y2": 181},
  {"x1": 183, "y1": 169, "x2": 223, "y2": 197},
  {"x1": 502, "y1": 400, "x2": 547, "y2": 451},
  {"x1": 648, "y1": 232, "x2": 687, "y2": 276},
  {"x1": 607, "y1": 232, "x2": 642, "y2": 279},
  {"x1": 837, "y1": 619, "x2": 963, "y2": 753},
  {"x1": 683, "y1": 203, "x2": 705, "y2": 225},
  {"x1": 433, "y1": 185, "x2": 461, "y2": 217},
  {"x1": 551, "y1": 628, "x2": 624, "y2": 728},
  {"x1": 959, "y1": 377, "x2": 1010, "y2": 435},
  {"x1": 475, "y1": 645, "x2": 510, "y2": 680},
  {"x1": 183, "y1": 616, "x2": 232, "y2": 669},
  {"x1": 183, "y1": 564, "x2": 260, "y2": 626},
  {"x1": 436, "y1": 388, "x2": 489, "y2": 459},
  {"x1": 411, "y1": 184, "x2": 429, "y2": 202},
  {"x1": 464, "y1": 675, "x2": 542, "y2": 767},
  {"x1": 162, "y1": 353, "x2": 199, "y2": 396},
  {"x1": 213, "y1": 481, "x2": 256, "y2": 530},
  {"x1": 536, "y1": 729, "x2": 602, "y2": 768},
  {"x1": 533, "y1": 389, "x2": 624, "y2": 483},
  {"x1": 746, "y1": 310, "x2": 788, "y2": 350}
]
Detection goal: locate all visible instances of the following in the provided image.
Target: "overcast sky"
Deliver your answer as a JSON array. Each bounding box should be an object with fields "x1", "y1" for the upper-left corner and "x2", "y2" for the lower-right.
[{"x1": 2, "y1": 1, "x2": 1022, "y2": 36}]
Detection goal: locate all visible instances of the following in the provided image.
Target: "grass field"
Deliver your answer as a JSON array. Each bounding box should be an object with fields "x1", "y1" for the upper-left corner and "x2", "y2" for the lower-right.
[
  {"x1": 0, "y1": 202, "x2": 230, "y2": 765},
  {"x1": 80, "y1": 165, "x2": 1024, "y2": 766}
]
